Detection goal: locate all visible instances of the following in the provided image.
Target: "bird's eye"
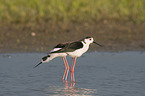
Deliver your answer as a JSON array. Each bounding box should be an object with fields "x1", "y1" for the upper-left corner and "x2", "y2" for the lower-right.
[{"x1": 89, "y1": 38, "x2": 92, "y2": 41}]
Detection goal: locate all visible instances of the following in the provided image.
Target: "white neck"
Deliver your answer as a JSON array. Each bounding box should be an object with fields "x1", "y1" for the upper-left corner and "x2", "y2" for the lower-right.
[{"x1": 82, "y1": 41, "x2": 91, "y2": 45}]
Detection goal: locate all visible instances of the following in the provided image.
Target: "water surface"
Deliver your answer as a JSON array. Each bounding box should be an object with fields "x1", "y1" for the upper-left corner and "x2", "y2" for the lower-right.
[{"x1": 0, "y1": 52, "x2": 145, "y2": 96}]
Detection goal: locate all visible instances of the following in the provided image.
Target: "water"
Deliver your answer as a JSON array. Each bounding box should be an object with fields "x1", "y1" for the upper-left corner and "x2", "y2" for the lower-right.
[{"x1": 0, "y1": 52, "x2": 145, "y2": 96}]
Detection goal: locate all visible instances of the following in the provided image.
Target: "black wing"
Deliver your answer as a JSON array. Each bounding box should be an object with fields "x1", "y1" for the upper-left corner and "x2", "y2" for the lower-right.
[
  {"x1": 49, "y1": 42, "x2": 69, "y2": 54},
  {"x1": 67, "y1": 41, "x2": 83, "y2": 50},
  {"x1": 51, "y1": 41, "x2": 83, "y2": 53},
  {"x1": 53, "y1": 42, "x2": 68, "y2": 49}
]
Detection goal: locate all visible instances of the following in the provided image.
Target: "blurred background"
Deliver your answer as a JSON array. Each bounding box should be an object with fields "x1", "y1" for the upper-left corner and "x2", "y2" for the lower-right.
[{"x1": 0, "y1": 0, "x2": 145, "y2": 52}]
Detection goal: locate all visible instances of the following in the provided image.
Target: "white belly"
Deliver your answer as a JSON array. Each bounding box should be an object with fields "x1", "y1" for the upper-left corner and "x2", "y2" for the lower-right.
[{"x1": 67, "y1": 44, "x2": 89, "y2": 57}]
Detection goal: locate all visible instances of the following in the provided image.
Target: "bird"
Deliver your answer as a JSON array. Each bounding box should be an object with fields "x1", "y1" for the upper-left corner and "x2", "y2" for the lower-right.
[
  {"x1": 50, "y1": 36, "x2": 102, "y2": 82},
  {"x1": 33, "y1": 43, "x2": 70, "y2": 81}
]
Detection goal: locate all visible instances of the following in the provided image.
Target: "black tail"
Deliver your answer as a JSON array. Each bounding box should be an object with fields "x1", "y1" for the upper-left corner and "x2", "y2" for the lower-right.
[{"x1": 33, "y1": 62, "x2": 42, "y2": 69}]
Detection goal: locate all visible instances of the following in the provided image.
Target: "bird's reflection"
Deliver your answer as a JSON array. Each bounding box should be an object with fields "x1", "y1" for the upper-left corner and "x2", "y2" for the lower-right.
[
  {"x1": 43, "y1": 81, "x2": 97, "y2": 96},
  {"x1": 63, "y1": 80, "x2": 75, "y2": 88},
  {"x1": 61, "y1": 81, "x2": 97, "y2": 96}
]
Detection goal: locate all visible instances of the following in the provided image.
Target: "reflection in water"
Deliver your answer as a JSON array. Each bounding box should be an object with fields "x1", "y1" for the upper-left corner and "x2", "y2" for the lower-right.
[{"x1": 44, "y1": 81, "x2": 97, "y2": 96}]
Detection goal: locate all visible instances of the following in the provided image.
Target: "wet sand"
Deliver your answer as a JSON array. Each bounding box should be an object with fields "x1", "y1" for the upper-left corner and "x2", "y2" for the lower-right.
[{"x1": 0, "y1": 21, "x2": 145, "y2": 52}]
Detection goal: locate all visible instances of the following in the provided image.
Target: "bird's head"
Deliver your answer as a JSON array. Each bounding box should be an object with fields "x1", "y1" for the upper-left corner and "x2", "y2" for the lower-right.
[
  {"x1": 82, "y1": 37, "x2": 102, "y2": 46},
  {"x1": 41, "y1": 55, "x2": 50, "y2": 63},
  {"x1": 33, "y1": 55, "x2": 50, "y2": 69},
  {"x1": 83, "y1": 37, "x2": 94, "y2": 44}
]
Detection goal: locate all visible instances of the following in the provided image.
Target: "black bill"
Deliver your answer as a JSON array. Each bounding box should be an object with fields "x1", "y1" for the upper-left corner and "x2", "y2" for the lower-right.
[
  {"x1": 93, "y1": 41, "x2": 103, "y2": 47},
  {"x1": 33, "y1": 62, "x2": 42, "y2": 69}
]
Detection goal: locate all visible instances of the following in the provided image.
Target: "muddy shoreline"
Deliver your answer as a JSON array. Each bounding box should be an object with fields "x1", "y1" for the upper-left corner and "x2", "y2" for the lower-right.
[{"x1": 0, "y1": 21, "x2": 145, "y2": 53}]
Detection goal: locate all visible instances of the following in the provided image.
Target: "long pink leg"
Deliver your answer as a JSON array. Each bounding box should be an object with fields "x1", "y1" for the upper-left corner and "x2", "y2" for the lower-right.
[
  {"x1": 71, "y1": 58, "x2": 74, "y2": 82},
  {"x1": 71, "y1": 57, "x2": 77, "y2": 82},
  {"x1": 72, "y1": 57, "x2": 77, "y2": 82},
  {"x1": 64, "y1": 57, "x2": 69, "y2": 81},
  {"x1": 62, "y1": 57, "x2": 67, "y2": 80}
]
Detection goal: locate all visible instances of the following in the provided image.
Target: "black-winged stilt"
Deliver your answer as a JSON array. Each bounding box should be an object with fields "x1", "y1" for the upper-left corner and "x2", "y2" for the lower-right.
[
  {"x1": 50, "y1": 37, "x2": 102, "y2": 82},
  {"x1": 34, "y1": 37, "x2": 102, "y2": 82}
]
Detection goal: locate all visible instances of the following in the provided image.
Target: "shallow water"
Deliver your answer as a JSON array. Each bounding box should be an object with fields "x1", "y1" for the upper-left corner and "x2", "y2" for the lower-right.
[{"x1": 0, "y1": 52, "x2": 145, "y2": 96}]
